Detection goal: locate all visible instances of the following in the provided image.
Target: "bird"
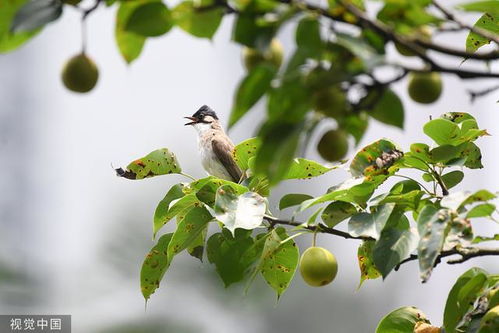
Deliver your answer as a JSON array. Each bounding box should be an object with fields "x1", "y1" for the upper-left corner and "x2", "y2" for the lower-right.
[{"x1": 184, "y1": 105, "x2": 243, "y2": 182}]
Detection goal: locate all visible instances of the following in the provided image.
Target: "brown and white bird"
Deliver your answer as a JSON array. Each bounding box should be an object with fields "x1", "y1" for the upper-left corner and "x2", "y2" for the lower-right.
[{"x1": 184, "y1": 105, "x2": 243, "y2": 182}]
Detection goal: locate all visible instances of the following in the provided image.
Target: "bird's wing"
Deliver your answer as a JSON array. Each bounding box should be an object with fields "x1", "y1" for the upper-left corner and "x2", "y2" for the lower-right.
[{"x1": 212, "y1": 139, "x2": 242, "y2": 182}]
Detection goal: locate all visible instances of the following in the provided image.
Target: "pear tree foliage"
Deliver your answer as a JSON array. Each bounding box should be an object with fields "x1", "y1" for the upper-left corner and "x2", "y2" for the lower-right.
[{"x1": 3, "y1": 1, "x2": 499, "y2": 332}]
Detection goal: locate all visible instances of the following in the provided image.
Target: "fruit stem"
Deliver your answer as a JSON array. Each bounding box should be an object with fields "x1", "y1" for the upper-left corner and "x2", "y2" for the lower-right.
[{"x1": 312, "y1": 231, "x2": 317, "y2": 247}]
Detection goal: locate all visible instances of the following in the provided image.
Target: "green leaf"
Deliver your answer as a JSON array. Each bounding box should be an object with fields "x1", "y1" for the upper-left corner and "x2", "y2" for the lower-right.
[
  {"x1": 254, "y1": 121, "x2": 303, "y2": 186},
  {"x1": 140, "y1": 233, "x2": 173, "y2": 300},
  {"x1": 458, "y1": 1, "x2": 499, "y2": 16},
  {"x1": 348, "y1": 204, "x2": 396, "y2": 239},
  {"x1": 172, "y1": 1, "x2": 223, "y2": 38},
  {"x1": 279, "y1": 193, "x2": 313, "y2": 210},
  {"x1": 213, "y1": 185, "x2": 266, "y2": 234},
  {"x1": 464, "y1": 142, "x2": 484, "y2": 169},
  {"x1": 153, "y1": 184, "x2": 186, "y2": 237},
  {"x1": 441, "y1": 190, "x2": 496, "y2": 211},
  {"x1": 167, "y1": 206, "x2": 213, "y2": 262},
  {"x1": 466, "y1": 13, "x2": 499, "y2": 53},
  {"x1": 441, "y1": 170, "x2": 464, "y2": 189},
  {"x1": 429, "y1": 143, "x2": 467, "y2": 163},
  {"x1": 295, "y1": 16, "x2": 323, "y2": 52},
  {"x1": 299, "y1": 177, "x2": 377, "y2": 211},
  {"x1": 417, "y1": 207, "x2": 452, "y2": 282},
  {"x1": 115, "y1": 1, "x2": 147, "y2": 63},
  {"x1": 373, "y1": 227, "x2": 418, "y2": 278},
  {"x1": 206, "y1": 229, "x2": 260, "y2": 287},
  {"x1": 117, "y1": 148, "x2": 182, "y2": 180},
  {"x1": 376, "y1": 306, "x2": 429, "y2": 333},
  {"x1": 0, "y1": 0, "x2": 40, "y2": 53},
  {"x1": 343, "y1": 113, "x2": 369, "y2": 145},
  {"x1": 335, "y1": 32, "x2": 384, "y2": 71},
  {"x1": 187, "y1": 225, "x2": 207, "y2": 261},
  {"x1": 473, "y1": 234, "x2": 499, "y2": 243},
  {"x1": 11, "y1": 0, "x2": 62, "y2": 33},
  {"x1": 259, "y1": 229, "x2": 299, "y2": 298},
  {"x1": 444, "y1": 267, "x2": 489, "y2": 333},
  {"x1": 370, "y1": 89, "x2": 404, "y2": 129},
  {"x1": 188, "y1": 176, "x2": 248, "y2": 207},
  {"x1": 284, "y1": 158, "x2": 337, "y2": 179},
  {"x1": 390, "y1": 179, "x2": 421, "y2": 194},
  {"x1": 357, "y1": 240, "x2": 381, "y2": 288},
  {"x1": 423, "y1": 118, "x2": 460, "y2": 145},
  {"x1": 233, "y1": 13, "x2": 276, "y2": 49},
  {"x1": 125, "y1": 2, "x2": 173, "y2": 37},
  {"x1": 322, "y1": 201, "x2": 358, "y2": 227},
  {"x1": 350, "y1": 139, "x2": 402, "y2": 178},
  {"x1": 467, "y1": 203, "x2": 496, "y2": 218},
  {"x1": 375, "y1": 190, "x2": 423, "y2": 210},
  {"x1": 233, "y1": 137, "x2": 260, "y2": 171},
  {"x1": 229, "y1": 64, "x2": 277, "y2": 128}
]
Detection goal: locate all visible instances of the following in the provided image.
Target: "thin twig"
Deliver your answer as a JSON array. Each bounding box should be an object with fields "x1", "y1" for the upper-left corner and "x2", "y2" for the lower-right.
[
  {"x1": 264, "y1": 216, "x2": 373, "y2": 241},
  {"x1": 468, "y1": 84, "x2": 499, "y2": 103},
  {"x1": 395, "y1": 246, "x2": 499, "y2": 271}
]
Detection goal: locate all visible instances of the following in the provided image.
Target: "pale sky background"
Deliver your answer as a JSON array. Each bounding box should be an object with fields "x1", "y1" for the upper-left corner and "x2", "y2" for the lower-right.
[{"x1": 0, "y1": 1, "x2": 498, "y2": 332}]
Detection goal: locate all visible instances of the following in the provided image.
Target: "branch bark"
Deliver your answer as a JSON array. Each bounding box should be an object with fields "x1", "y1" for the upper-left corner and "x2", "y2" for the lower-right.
[
  {"x1": 263, "y1": 216, "x2": 374, "y2": 241},
  {"x1": 395, "y1": 246, "x2": 499, "y2": 271}
]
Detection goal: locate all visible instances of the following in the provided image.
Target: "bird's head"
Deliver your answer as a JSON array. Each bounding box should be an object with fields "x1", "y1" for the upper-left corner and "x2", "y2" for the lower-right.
[{"x1": 184, "y1": 105, "x2": 219, "y2": 127}]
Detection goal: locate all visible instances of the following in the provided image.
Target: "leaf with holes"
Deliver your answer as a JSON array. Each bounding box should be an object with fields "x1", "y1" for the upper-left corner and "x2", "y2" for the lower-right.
[
  {"x1": 213, "y1": 185, "x2": 266, "y2": 234},
  {"x1": 140, "y1": 233, "x2": 173, "y2": 300},
  {"x1": 259, "y1": 228, "x2": 299, "y2": 299},
  {"x1": 350, "y1": 139, "x2": 402, "y2": 188},
  {"x1": 233, "y1": 137, "x2": 260, "y2": 171},
  {"x1": 357, "y1": 240, "x2": 381, "y2": 288},
  {"x1": 284, "y1": 158, "x2": 337, "y2": 180},
  {"x1": 117, "y1": 148, "x2": 181, "y2": 180},
  {"x1": 466, "y1": 13, "x2": 499, "y2": 53},
  {"x1": 167, "y1": 206, "x2": 212, "y2": 263}
]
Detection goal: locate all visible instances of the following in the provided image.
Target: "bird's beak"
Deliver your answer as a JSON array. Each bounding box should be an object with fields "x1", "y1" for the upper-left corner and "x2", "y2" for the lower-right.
[{"x1": 184, "y1": 116, "x2": 198, "y2": 126}]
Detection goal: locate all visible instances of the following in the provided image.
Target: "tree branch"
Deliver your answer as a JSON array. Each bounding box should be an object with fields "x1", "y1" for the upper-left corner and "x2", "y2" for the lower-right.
[
  {"x1": 468, "y1": 84, "x2": 499, "y2": 103},
  {"x1": 432, "y1": 0, "x2": 499, "y2": 46},
  {"x1": 263, "y1": 216, "x2": 374, "y2": 241},
  {"x1": 395, "y1": 246, "x2": 499, "y2": 271}
]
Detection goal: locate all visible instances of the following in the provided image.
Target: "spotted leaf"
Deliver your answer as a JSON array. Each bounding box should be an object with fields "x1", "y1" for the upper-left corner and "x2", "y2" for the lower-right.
[
  {"x1": 140, "y1": 233, "x2": 173, "y2": 300},
  {"x1": 167, "y1": 206, "x2": 212, "y2": 263},
  {"x1": 116, "y1": 148, "x2": 181, "y2": 180}
]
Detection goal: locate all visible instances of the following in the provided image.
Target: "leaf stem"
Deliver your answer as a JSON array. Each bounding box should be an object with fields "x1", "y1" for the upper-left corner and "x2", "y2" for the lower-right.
[{"x1": 180, "y1": 172, "x2": 197, "y2": 181}]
